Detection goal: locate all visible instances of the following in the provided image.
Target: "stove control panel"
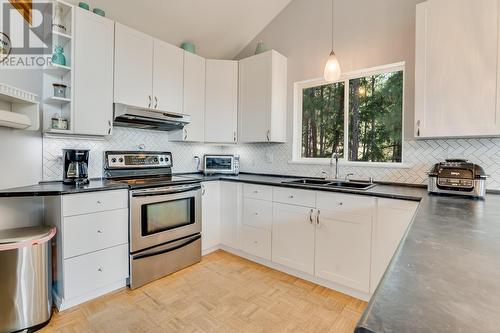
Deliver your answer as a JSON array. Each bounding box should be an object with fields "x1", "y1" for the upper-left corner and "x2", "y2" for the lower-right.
[{"x1": 106, "y1": 152, "x2": 172, "y2": 168}]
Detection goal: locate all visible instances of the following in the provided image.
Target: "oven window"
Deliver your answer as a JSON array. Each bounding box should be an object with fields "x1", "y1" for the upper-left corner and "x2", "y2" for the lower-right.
[
  {"x1": 206, "y1": 158, "x2": 232, "y2": 170},
  {"x1": 141, "y1": 198, "x2": 195, "y2": 236}
]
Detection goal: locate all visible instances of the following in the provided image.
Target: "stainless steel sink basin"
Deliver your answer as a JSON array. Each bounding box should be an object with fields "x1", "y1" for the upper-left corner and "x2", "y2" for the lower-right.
[{"x1": 283, "y1": 179, "x2": 375, "y2": 190}]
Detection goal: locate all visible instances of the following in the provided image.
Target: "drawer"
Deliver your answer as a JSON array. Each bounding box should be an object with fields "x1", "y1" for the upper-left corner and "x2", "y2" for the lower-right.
[
  {"x1": 273, "y1": 187, "x2": 316, "y2": 207},
  {"x1": 316, "y1": 192, "x2": 375, "y2": 216},
  {"x1": 63, "y1": 209, "x2": 128, "y2": 259},
  {"x1": 243, "y1": 184, "x2": 273, "y2": 201},
  {"x1": 63, "y1": 190, "x2": 128, "y2": 217},
  {"x1": 243, "y1": 198, "x2": 272, "y2": 230},
  {"x1": 64, "y1": 244, "x2": 128, "y2": 300},
  {"x1": 240, "y1": 225, "x2": 271, "y2": 261}
]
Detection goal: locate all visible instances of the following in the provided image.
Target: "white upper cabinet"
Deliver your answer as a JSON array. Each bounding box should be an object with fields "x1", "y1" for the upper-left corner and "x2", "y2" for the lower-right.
[
  {"x1": 205, "y1": 60, "x2": 238, "y2": 143},
  {"x1": 171, "y1": 51, "x2": 205, "y2": 142},
  {"x1": 73, "y1": 7, "x2": 114, "y2": 136},
  {"x1": 415, "y1": 0, "x2": 500, "y2": 138},
  {"x1": 114, "y1": 23, "x2": 153, "y2": 109},
  {"x1": 239, "y1": 50, "x2": 287, "y2": 143},
  {"x1": 153, "y1": 39, "x2": 184, "y2": 113}
]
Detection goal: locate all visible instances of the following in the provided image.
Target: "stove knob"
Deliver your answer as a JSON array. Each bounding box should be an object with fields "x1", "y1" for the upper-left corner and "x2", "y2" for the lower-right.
[
  {"x1": 154, "y1": 157, "x2": 159, "y2": 163},
  {"x1": 111, "y1": 158, "x2": 117, "y2": 163},
  {"x1": 118, "y1": 158, "x2": 124, "y2": 163},
  {"x1": 160, "y1": 157, "x2": 164, "y2": 162}
]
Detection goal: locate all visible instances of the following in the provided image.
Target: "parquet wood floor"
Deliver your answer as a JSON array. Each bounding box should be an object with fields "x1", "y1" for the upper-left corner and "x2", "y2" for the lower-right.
[{"x1": 40, "y1": 250, "x2": 367, "y2": 333}]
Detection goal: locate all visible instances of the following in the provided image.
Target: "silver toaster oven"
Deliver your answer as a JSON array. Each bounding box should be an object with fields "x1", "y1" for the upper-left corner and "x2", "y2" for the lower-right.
[{"x1": 203, "y1": 155, "x2": 240, "y2": 175}]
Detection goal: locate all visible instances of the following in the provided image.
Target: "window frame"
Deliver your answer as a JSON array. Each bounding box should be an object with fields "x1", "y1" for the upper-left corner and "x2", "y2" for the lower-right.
[{"x1": 292, "y1": 62, "x2": 406, "y2": 167}]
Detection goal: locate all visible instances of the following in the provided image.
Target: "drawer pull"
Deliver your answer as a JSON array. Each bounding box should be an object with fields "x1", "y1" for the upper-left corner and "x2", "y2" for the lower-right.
[
  {"x1": 309, "y1": 209, "x2": 314, "y2": 224},
  {"x1": 337, "y1": 202, "x2": 343, "y2": 206},
  {"x1": 253, "y1": 241, "x2": 259, "y2": 244},
  {"x1": 289, "y1": 195, "x2": 294, "y2": 199},
  {"x1": 98, "y1": 267, "x2": 104, "y2": 272},
  {"x1": 253, "y1": 190, "x2": 259, "y2": 194},
  {"x1": 97, "y1": 229, "x2": 103, "y2": 234},
  {"x1": 254, "y1": 212, "x2": 259, "y2": 216},
  {"x1": 97, "y1": 200, "x2": 103, "y2": 205}
]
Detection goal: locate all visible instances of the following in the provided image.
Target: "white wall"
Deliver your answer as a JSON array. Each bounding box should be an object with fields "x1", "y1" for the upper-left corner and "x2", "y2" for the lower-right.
[{"x1": 0, "y1": 69, "x2": 44, "y2": 230}]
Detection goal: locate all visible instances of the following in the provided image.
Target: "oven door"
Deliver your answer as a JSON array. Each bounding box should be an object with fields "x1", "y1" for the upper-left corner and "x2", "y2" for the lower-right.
[{"x1": 130, "y1": 184, "x2": 201, "y2": 253}]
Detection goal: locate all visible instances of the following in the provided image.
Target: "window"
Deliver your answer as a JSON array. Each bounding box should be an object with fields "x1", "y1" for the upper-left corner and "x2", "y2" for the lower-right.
[{"x1": 294, "y1": 63, "x2": 404, "y2": 164}]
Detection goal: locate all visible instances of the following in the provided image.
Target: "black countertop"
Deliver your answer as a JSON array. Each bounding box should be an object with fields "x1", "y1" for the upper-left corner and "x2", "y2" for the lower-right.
[
  {"x1": 1, "y1": 173, "x2": 499, "y2": 332},
  {"x1": 0, "y1": 179, "x2": 130, "y2": 197}
]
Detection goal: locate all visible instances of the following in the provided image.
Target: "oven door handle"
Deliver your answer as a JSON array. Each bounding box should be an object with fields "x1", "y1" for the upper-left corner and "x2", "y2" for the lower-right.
[
  {"x1": 132, "y1": 234, "x2": 201, "y2": 260},
  {"x1": 131, "y1": 184, "x2": 201, "y2": 197}
]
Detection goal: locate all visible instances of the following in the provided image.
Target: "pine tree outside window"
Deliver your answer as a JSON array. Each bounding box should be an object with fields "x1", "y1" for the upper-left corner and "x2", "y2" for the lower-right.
[{"x1": 293, "y1": 62, "x2": 404, "y2": 165}]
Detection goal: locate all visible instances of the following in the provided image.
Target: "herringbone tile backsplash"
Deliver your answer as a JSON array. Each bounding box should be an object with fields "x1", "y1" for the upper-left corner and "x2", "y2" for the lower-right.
[{"x1": 43, "y1": 128, "x2": 500, "y2": 190}]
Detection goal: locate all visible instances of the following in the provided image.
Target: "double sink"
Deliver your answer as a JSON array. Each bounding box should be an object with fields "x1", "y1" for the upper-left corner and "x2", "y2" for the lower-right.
[{"x1": 282, "y1": 178, "x2": 375, "y2": 190}]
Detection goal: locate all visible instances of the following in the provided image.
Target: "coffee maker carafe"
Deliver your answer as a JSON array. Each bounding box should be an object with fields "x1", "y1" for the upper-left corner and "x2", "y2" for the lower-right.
[{"x1": 63, "y1": 149, "x2": 90, "y2": 185}]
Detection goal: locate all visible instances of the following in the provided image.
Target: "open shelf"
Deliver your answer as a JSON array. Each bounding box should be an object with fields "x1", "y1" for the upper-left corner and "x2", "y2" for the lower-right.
[
  {"x1": 53, "y1": 30, "x2": 72, "y2": 41},
  {"x1": 45, "y1": 96, "x2": 71, "y2": 105},
  {"x1": 43, "y1": 64, "x2": 71, "y2": 77}
]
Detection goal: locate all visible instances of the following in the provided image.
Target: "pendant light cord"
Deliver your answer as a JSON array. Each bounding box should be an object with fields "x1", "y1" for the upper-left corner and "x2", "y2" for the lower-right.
[{"x1": 331, "y1": 0, "x2": 334, "y2": 51}]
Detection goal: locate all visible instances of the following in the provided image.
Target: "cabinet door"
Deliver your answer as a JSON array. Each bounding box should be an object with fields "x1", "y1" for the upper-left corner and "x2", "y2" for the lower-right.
[
  {"x1": 220, "y1": 182, "x2": 241, "y2": 249},
  {"x1": 205, "y1": 60, "x2": 238, "y2": 143},
  {"x1": 73, "y1": 8, "x2": 114, "y2": 136},
  {"x1": 315, "y1": 210, "x2": 372, "y2": 293},
  {"x1": 239, "y1": 50, "x2": 286, "y2": 143},
  {"x1": 152, "y1": 39, "x2": 184, "y2": 113},
  {"x1": 239, "y1": 51, "x2": 272, "y2": 142},
  {"x1": 181, "y1": 51, "x2": 205, "y2": 142},
  {"x1": 415, "y1": 0, "x2": 500, "y2": 138},
  {"x1": 114, "y1": 23, "x2": 153, "y2": 108},
  {"x1": 371, "y1": 199, "x2": 418, "y2": 292},
  {"x1": 201, "y1": 181, "x2": 221, "y2": 252},
  {"x1": 272, "y1": 203, "x2": 315, "y2": 275}
]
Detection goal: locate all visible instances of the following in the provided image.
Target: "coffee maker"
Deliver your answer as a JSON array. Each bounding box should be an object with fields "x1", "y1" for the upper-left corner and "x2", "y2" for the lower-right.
[{"x1": 63, "y1": 149, "x2": 90, "y2": 185}]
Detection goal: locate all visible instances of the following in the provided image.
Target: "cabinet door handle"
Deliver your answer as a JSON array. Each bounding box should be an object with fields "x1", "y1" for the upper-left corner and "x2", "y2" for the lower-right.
[
  {"x1": 98, "y1": 267, "x2": 104, "y2": 272},
  {"x1": 184, "y1": 128, "x2": 188, "y2": 140},
  {"x1": 309, "y1": 209, "x2": 314, "y2": 224},
  {"x1": 316, "y1": 209, "x2": 321, "y2": 227},
  {"x1": 97, "y1": 200, "x2": 103, "y2": 205},
  {"x1": 201, "y1": 185, "x2": 205, "y2": 195},
  {"x1": 154, "y1": 96, "x2": 158, "y2": 108},
  {"x1": 416, "y1": 120, "x2": 421, "y2": 137},
  {"x1": 97, "y1": 229, "x2": 103, "y2": 234},
  {"x1": 266, "y1": 130, "x2": 271, "y2": 142},
  {"x1": 108, "y1": 120, "x2": 112, "y2": 135},
  {"x1": 233, "y1": 131, "x2": 237, "y2": 142}
]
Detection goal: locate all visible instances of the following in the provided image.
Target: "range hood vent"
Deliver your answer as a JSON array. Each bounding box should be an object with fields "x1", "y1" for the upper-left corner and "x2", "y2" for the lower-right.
[{"x1": 113, "y1": 104, "x2": 190, "y2": 131}]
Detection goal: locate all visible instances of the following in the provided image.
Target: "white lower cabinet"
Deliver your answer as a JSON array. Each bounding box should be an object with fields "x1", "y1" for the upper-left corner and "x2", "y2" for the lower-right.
[
  {"x1": 64, "y1": 244, "x2": 128, "y2": 300},
  {"x1": 220, "y1": 182, "x2": 241, "y2": 249},
  {"x1": 45, "y1": 189, "x2": 129, "y2": 310},
  {"x1": 371, "y1": 199, "x2": 419, "y2": 292},
  {"x1": 202, "y1": 183, "x2": 419, "y2": 300},
  {"x1": 315, "y1": 210, "x2": 372, "y2": 293},
  {"x1": 201, "y1": 181, "x2": 221, "y2": 253},
  {"x1": 272, "y1": 203, "x2": 316, "y2": 275}
]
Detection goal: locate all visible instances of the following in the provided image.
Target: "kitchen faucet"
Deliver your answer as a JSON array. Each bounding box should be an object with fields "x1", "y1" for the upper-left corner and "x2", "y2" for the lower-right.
[{"x1": 330, "y1": 151, "x2": 339, "y2": 180}]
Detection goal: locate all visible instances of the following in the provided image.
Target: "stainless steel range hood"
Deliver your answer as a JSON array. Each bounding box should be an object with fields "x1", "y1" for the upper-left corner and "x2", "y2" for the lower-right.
[{"x1": 114, "y1": 103, "x2": 190, "y2": 131}]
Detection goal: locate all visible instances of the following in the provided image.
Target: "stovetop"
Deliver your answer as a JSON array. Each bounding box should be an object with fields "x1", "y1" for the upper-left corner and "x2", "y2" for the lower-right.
[{"x1": 111, "y1": 175, "x2": 200, "y2": 190}]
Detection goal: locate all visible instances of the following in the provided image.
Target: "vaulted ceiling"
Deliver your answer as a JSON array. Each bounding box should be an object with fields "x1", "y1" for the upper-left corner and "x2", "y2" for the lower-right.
[{"x1": 66, "y1": 0, "x2": 293, "y2": 59}]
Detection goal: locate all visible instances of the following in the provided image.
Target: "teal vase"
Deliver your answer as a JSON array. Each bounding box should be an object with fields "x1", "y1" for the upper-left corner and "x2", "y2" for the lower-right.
[
  {"x1": 255, "y1": 41, "x2": 268, "y2": 55},
  {"x1": 52, "y1": 46, "x2": 66, "y2": 66}
]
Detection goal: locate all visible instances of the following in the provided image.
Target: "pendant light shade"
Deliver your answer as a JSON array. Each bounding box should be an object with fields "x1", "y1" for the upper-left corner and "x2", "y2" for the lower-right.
[
  {"x1": 324, "y1": 0, "x2": 341, "y2": 82},
  {"x1": 324, "y1": 50, "x2": 341, "y2": 82}
]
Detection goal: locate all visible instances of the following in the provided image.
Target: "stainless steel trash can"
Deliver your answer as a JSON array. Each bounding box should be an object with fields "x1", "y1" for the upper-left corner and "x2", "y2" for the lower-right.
[{"x1": 0, "y1": 226, "x2": 56, "y2": 333}]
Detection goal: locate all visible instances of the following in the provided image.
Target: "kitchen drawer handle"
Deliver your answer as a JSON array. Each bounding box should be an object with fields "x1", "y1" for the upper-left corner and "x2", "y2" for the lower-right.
[
  {"x1": 254, "y1": 212, "x2": 259, "y2": 216},
  {"x1": 97, "y1": 229, "x2": 103, "y2": 234},
  {"x1": 98, "y1": 267, "x2": 104, "y2": 272},
  {"x1": 289, "y1": 195, "x2": 294, "y2": 199},
  {"x1": 337, "y1": 202, "x2": 343, "y2": 206},
  {"x1": 309, "y1": 209, "x2": 314, "y2": 224},
  {"x1": 253, "y1": 240, "x2": 259, "y2": 244},
  {"x1": 253, "y1": 190, "x2": 259, "y2": 194},
  {"x1": 133, "y1": 234, "x2": 201, "y2": 260},
  {"x1": 97, "y1": 200, "x2": 103, "y2": 205}
]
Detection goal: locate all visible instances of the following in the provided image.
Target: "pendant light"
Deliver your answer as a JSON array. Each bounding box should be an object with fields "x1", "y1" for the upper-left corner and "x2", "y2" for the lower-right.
[{"x1": 324, "y1": 0, "x2": 341, "y2": 82}]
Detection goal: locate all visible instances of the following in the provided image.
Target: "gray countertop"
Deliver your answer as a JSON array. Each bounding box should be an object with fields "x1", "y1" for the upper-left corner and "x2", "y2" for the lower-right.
[{"x1": 1, "y1": 173, "x2": 499, "y2": 332}]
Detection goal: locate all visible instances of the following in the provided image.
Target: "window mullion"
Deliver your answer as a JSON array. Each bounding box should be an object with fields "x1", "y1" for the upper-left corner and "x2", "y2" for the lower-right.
[{"x1": 344, "y1": 78, "x2": 349, "y2": 161}]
